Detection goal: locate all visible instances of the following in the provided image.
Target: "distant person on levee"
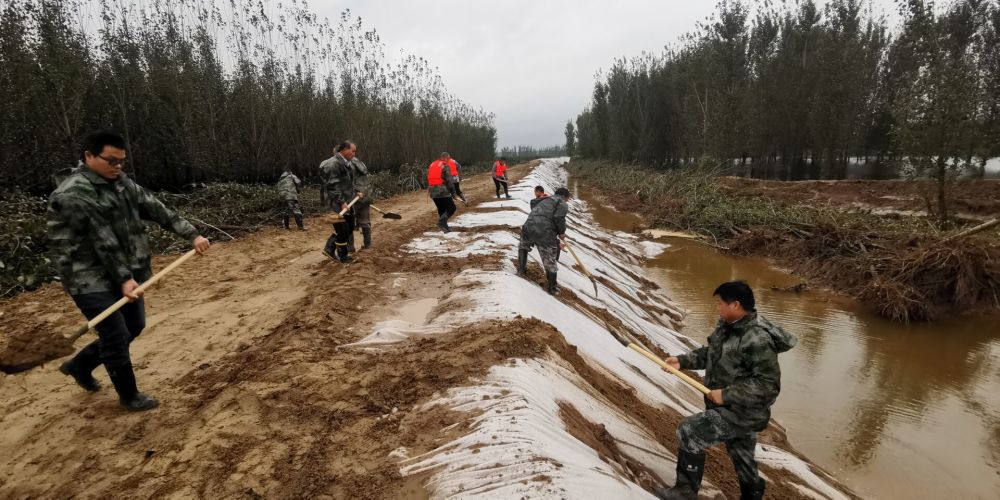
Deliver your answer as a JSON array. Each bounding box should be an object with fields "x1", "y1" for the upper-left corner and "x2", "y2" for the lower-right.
[
  {"x1": 48, "y1": 131, "x2": 211, "y2": 412},
  {"x1": 492, "y1": 157, "x2": 511, "y2": 199},
  {"x1": 655, "y1": 281, "x2": 796, "y2": 500}
]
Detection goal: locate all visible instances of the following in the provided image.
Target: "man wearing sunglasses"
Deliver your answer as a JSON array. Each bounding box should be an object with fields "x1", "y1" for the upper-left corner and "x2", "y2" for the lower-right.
[{"x1": 48, "y1": 131, "x2": 211, "y2": 412}]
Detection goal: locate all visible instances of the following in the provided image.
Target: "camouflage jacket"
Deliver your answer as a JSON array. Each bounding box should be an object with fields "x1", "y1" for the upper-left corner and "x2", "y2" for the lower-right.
[
  {"x1": 427, "y1": 160, "x2": 456, "y2": 199},
  {"x1": 276, "y1": 171, "x2": 301, "y2": 201},
  {"x1": 47, "y1": 165, "x2": 199, "y2": 296},
  {"x1": 677, "y1": 312, "x2": 797, "y2": 430},
  {"x1": 352, "y1": 159, "x2": 372, "y2": 207},
  {"x1": 520, "y1": 194, "x2": 568, "y2": 246},
  {"x1": 319, "y1": 153, "x2": 357, "y2": 207}
]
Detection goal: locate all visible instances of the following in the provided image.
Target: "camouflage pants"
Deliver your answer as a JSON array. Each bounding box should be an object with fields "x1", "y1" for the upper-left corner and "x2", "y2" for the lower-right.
[
  {"x1": 519, "y1": 238, "x2": 559, "y2": 274},
  {"x1": 677, "y1": 408, "x2": 760, "y2": 485},
  {"x1": 284, "y1": 199, "x2": 303, "y2": 218},
  {"x1": 354, "y1": 204, "x2": 371, "y2": 229}
]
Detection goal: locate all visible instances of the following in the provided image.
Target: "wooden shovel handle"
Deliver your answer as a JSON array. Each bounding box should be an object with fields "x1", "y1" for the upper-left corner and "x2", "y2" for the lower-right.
[
  {"x1": 628, "y1": 344, "x2": 712, "y2": 395},
  {"x1": 68, "y1": 248, "x2": 200, "y2": 342},
  {"x1": 565, "y1": 241, "x2": 596, "y2": 280},
  {"x1": 339, "y1": 195, "x2": 361, "y2": 216}
]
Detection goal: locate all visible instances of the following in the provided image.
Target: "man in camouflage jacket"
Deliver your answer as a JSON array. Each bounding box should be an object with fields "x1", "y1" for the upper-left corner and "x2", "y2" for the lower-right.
[
  {"x1": 656, "y1": 281, "x2": 796, "y2": 500},
  {"x1": 48, "y1": 131, "x2": 211, "y2": 412},
  {"x1": 517, "y1": 187, "x2": 570, "y2": 294},
  {"x1": 276, "y1": 170, "x2": 304, "y2": 230}
]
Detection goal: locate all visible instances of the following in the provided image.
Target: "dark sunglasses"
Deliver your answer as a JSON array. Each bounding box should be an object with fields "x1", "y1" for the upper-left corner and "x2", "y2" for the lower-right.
[{"x1": 96, "y1": 154, "x2": 126, "y2": 166}]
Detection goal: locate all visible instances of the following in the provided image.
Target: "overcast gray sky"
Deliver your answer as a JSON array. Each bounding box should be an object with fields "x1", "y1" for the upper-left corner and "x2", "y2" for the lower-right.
[{"x1": 313, "y1": 0, "x2": 899, "y2": 149}]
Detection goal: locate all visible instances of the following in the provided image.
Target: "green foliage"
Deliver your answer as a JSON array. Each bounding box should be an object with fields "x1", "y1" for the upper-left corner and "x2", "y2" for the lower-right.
[
  {"x1": 571, "y1": 0, "x2": 1000, "y2": 182},
  {"x1": 0, "y1": 0, "x2": 497, "y2": 193}
]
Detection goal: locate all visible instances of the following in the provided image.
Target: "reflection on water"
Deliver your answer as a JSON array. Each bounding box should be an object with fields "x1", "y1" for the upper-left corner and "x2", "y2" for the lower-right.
[{"x1": 573, "y1": 182, "x2": 1000, "y2": 499}]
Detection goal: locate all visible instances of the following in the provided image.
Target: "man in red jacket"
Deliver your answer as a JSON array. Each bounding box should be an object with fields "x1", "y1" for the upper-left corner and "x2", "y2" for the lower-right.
[{"x1": 493, "y1": 157, "x2": 511, "y2": 199}]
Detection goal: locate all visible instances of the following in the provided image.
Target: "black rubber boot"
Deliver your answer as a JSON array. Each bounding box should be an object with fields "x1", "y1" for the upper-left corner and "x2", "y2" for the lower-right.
[
  {"x1": 282, "y1": 215, "x2": 290, "y2": 229},
  {"x1": 294, "y1": 214, "x2": 305, "y2": 230},
  {"x1": 347, "y1": 231, "x2": 356, "y2": 253},
  {"x1": 437, "y1": 214, "x2": 451, "y2": 233},
  {"x1": 516, "y1": 249, "x2": 529, "y2": 276},
  {"x1": 654, "y1": 450, "x2": 705, "y2": 500},
  {"x1": 59, "y1": 359, "x2": 100, "y2": 392},
  {"x1": 362, "y1": 226, "x2": 372, "y2": 248},
  {"x1": 337, "y1": 246, "x2": 353, "y2": 263},
  {"x1": 739, "y1": 477, "x2": 765, "y2": 500},
  {"x1": 546, "y1": 271, "x2": 560, "y2": 295},
  {"x1": 108, "y1": 365, "x2": 159, "y2": 412}
]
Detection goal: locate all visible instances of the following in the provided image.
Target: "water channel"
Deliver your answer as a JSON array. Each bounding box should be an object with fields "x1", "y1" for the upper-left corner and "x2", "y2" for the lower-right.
[{"x1": 573, "y1": 181, "x2": 1000, "y2": 499}]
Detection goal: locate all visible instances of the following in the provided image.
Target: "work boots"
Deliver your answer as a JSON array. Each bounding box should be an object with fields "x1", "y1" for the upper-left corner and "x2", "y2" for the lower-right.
[
  {"x1": 738, "y1": 477, "x2": 766, "y2": 500},
  {"x1": 545, "y1": 271, "x2": 560, "y2": 295},
  {"x1": 654, "y1": 450, "x2": 705, "y2": 500},
  {"x1": 283, "y1": 215, "x2": 290, "y2": 229},
  {"x1": 516, "y1": 249, "x2": 529, "y2": 276},
  {"x1": 437, "y1": 214, "x2": 451, "y2": 233},
  {"x1": 362, "y1": 226, "x2": 372, "y2": 249},
  {"x1": 337, "y1": 246, "x2": 353, "y2": 263},
  {"x1": 294, "y1": 213, "x2": 305, "y2": 230},
  {"x1": 107, "y1": 364, "x2": 159, "y2": 412},
  {"x1": 59, "y1": 358, "x2": 100, "y2": 392}
]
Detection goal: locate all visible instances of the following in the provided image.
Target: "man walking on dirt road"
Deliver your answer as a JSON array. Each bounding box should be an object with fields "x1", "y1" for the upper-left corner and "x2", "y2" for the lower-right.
[
  {"x1": 48, "y1": 131, "x2": 211, "y2": 411},
  {"x1": 320, "y1": 141, "x2": 363, "y2": 263},
  {"x1": 517, "y1": 187, "x2": 570, "y2": 294},
  {"x1": 493, "y1": 157, "x2": 510, "y2": 199},
  {"x1": 427, "y1": 153, "x2": 458, "y2": 233},
  {"x1": 656, "y1": 281, "x2": 796, "y2": 500},
  {"x1": 277, "y1": 169, "x2": 305, "y2": 230},
  {"x1": 349, "y1": 157, "x2": 373, "y2": 251}
]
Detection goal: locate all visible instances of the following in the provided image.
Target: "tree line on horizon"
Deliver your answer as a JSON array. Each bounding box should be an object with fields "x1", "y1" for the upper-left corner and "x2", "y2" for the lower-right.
[
  {"x1": 569, "y1": 0, "x2": 1000, "y2": 182},
  {"x1": 0, "y1": 0, "x2": 497, "y2": 193}
]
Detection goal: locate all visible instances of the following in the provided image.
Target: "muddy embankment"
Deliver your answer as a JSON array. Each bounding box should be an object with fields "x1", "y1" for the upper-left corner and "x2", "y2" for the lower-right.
[
  {"x1": 0, "y1": 159, "x2": 853, "y2": 498},
  {"x1": 567, "y1": 159, "x2": 1000, "y2": 323}
]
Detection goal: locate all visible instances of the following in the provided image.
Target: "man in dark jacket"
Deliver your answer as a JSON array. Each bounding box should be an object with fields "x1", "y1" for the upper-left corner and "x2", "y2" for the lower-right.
[
  {"x1": 319, "y1": 141, "x2": 363, "y2": 262},
  {"x1": 48, "y1": 131, "x2": 211, "y2": 411},
  {"x1": 656, "y1": 281, "x2": 796, "y2": 500},
  {"x1": 517, "y1": 187, "x2": 570, "y2": 294}
]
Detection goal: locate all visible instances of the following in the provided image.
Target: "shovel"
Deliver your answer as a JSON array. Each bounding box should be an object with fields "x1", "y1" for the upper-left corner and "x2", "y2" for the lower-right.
[
  {"x1": 324, "y1": 195, "x2": 361, "y2": 223},
  {"x1": 65, "y1": 248, "x2": 201, "y2": 344},
  {"x1": 371, "y1": 204, "x2": 402, "y2": 220},
  {"x1": 564, "y1": 240, "x2": 599, "y2": 297}
]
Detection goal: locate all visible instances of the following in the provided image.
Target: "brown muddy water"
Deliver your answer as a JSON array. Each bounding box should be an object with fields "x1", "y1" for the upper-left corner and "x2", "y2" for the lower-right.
[{"x1": 573, "y1": 182, "x2": 1000, "y2": 499}]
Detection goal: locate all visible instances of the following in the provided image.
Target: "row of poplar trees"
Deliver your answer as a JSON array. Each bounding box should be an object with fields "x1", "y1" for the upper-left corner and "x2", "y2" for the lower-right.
[
  {"x1": 0, "y1": 0, "x2": 497, "y2": 192},
  {"x1": 570, "y1": 0, "x2": 1000, "y2": 181}
]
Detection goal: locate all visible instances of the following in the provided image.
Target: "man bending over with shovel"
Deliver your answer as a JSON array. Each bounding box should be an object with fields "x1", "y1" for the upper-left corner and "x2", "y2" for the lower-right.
[
  {"x1": 655, "y1": 281, "x2": 796, "y2": 500},
  {"x1": 517, "y1": 187, "x2": 570, "y2": 294},
  {"x1": 49, "y1": 131, "x2": 211, "y2": 411}
]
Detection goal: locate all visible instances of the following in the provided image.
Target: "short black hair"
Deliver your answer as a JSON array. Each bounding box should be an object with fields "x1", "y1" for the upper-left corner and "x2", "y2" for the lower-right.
[
  {"x1": 500, "y1": 157, "x2": 506, "y2": 161},
  {"x1": 713, "y1": 281, "x2": 755, "y2": 311},
  {"x1": 534, "y1": 185, "x2": 545, "y2": 193},
  {"x1": 82, "y1": 132, "x2": 126, "y2": 158},
  {"x1": 336, "y1": 141, "x2": 355, "y2": 152},
  {"x1": 555, "y1": 187, "x2": 570, "y2": 197}
]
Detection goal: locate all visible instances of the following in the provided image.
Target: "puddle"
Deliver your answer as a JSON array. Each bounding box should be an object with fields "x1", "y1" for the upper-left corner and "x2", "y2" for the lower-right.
[{"x1": 391, "y1": 298, "x2": 439, "y2": 324}]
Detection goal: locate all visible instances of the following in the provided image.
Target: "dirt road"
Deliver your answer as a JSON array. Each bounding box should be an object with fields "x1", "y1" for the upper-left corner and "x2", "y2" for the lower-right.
[{"x1": 0, "y1": 165, "x2": 544, "y2": 497}]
